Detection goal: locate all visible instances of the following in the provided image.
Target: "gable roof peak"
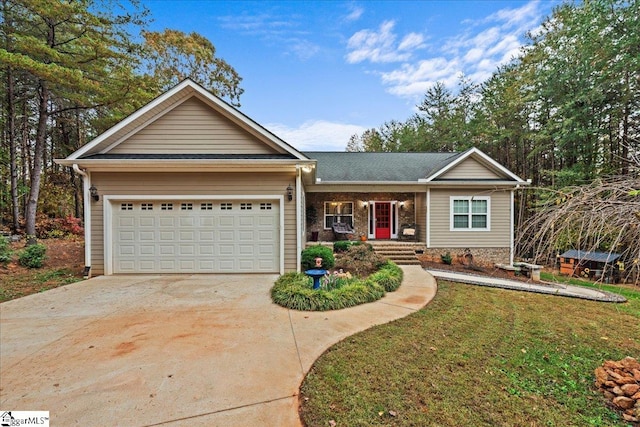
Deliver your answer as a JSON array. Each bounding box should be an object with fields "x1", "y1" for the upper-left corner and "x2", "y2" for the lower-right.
[{"x1": 63, "y1": 78, "x2": 309, "y2": 161}]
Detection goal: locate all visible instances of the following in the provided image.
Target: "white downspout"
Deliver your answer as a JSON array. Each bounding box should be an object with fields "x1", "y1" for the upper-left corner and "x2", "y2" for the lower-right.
[
  {"x1": 510, "y1": 189, "x2": 515, "y2": 265},
  {"x1": 426, "y1": 188, "x2": 431, "y2": 248},
  {"x1": 296, "y1": 165, "x2": 303, "y2": 273},
  {"x1": 73, "y1": 164, "x2": 92, "y2": 277}
]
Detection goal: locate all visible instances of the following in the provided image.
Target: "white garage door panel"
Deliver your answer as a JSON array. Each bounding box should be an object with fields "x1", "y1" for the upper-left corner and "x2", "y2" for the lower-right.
[{"x1": 113, "y1": 200, "x2": 279, "y2": 273}]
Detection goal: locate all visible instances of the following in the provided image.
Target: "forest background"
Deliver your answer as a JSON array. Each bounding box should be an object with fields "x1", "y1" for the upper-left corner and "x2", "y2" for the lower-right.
[{"x1": 1, "y1": 0, "x2": 638, "y2": 269}]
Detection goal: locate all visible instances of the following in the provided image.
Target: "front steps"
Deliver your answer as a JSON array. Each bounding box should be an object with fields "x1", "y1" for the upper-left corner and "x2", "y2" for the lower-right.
[
  {"x1": 369, "y1": 242, "x2": 423, "y2": 265},
  {"x1": 305, "y1": 240, "x2": 425, "y2": 266}
]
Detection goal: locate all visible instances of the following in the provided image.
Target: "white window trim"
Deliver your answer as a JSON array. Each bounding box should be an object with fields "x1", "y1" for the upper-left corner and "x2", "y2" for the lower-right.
[
  {"x1": 449, "y1": 196, "x2": 491, "y2": 231},
  {"x1": 323, "y1": 201, "x2": 354, "y2": 230}
]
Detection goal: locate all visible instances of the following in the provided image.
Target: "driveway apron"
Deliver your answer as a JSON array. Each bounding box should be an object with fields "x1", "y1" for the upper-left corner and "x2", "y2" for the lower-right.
[{"x1": 0, "y1": 267, "x2": 437, "y2": 426}]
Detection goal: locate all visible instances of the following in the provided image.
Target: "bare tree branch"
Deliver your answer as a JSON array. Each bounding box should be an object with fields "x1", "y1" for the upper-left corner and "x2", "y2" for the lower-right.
[{"x1": 516, "y1": 175, "x2": 640, "y2": 285}]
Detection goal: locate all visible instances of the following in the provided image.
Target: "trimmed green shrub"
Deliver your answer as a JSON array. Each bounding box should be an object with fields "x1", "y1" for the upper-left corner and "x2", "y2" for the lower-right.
[
  {"x1": 271, "y1": 272, "x2": 386, "y2": 311},
  {"x1": 333, "y1": 240, "x2": 361, "y2": 253},
  {"x1": 369, "y1": 261, "x2": 403, "y2": 292},
  {"x1": 301, "y1": 245, "x2": 335, "y2": 270},
  {"x1": 0, "y1": 235, "x2": 12, "y2": 264},
  {"x1": 441, "y1": 251, "x2": 453, "y2": 265},
  {"x1": 18, "y1": 243, "x2": 47, "y2": 268}
]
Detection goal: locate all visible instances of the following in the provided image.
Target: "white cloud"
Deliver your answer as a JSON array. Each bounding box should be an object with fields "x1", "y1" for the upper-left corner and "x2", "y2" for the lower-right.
[
  {"x1": 486, "y1": 34, "x2": 520, "y2": 57},
  {"x1": 218, "y1": 12, "x2": 319, "y2": 61},
  {"x1": 463, "y1": 47, "x2": 484, "y2": 63},
  {"x1": 380, "y1": 58, "x2": 460, "y2": 97},
  {"x1": 288, "y1": 39, "x2": 321, "y2": 60},
  {"x1": 218, "y1": 13, "x2": 297, "y2": 35},
  {"x1": 265, "y1": 120, "x2": 367, "y2": 151},
  {"x1": 352, "y1": 0, "x2": 547, "y2": 99},
  {"x1": 487, "y1": 0, "x2": 541, "y2": 30},
  {"x1": 344, "y1": 4, "x2": 364, "y2": 22},
  {"x1": 346, "y1": 20, "x2": 425, "y2": 64},
  {"x1": 398, "y1": 32, "x2": 426, "y2": 51}
]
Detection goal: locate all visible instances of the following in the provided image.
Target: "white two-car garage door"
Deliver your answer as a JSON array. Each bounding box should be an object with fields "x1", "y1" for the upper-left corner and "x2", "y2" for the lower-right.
[{"x1": 112, "y1": 200, "x2": 279, "y2": 273}]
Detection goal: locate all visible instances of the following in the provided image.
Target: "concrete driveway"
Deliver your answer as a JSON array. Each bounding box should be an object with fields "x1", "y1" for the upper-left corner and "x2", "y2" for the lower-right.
[{"x1": 0, "y1": 267, "x2": 437, "y2": 426}]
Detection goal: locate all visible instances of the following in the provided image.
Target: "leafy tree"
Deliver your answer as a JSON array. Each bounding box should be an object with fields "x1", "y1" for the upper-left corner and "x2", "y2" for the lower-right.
[
  {"x1": 473, "y1": 63, "x2": 534, "y2": 183},
  {"x1": 519, "y1": 0, "x2": 639, "y2": 185},
  {"x1": 0, "y1": 1, "x2": 244, "y2": 240},
  {"x1": 417, "y1": 81, "x2": 456, "y2": 152},
  {"x1": 141, "y1": 29, "x2": 243, "y2": 107},
  {"x1": 347, "y1": 128, "x2": 385, "y2": 152},
  {"x1": 1, "y1": 0, "x2": 150, "y2": 242}
]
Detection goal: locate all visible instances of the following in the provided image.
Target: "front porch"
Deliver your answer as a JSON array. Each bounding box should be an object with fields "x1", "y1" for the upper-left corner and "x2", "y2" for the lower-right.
[{"x1": 305, "y1": 192, "x2": 421, "y2": 242}]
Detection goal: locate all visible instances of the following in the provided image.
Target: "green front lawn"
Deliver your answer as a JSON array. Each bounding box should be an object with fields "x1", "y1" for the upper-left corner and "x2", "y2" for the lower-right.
[{"x1": 300, "y1": 281, "x2": 640, "y2": 426}]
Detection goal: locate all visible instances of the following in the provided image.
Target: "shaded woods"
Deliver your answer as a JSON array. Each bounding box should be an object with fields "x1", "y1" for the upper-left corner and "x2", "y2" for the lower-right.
[{"x1": 1, "y1": 0, "x2": 242, "y2": 240}]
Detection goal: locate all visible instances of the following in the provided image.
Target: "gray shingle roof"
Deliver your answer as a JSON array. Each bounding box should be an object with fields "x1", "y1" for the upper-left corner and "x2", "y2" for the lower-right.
[
  {"x1": 560, "y1": 250, "x2": 621, "y2": 263},
  {"x1": 80, "y1": 153, "x2": 297, "y2": 160},
  {"x1": 303, "y1": 151, "x2": 463, "y2": 182}
]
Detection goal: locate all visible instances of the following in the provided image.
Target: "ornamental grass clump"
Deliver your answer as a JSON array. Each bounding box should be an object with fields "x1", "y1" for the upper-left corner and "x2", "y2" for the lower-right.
[
  {"x1": 320, "y1": 272, "x2": 352, "y2": 291},
  {"x1": 271, "y1": 259, "x2": 403, "y2": 311},
  {"x1": 369, "y1": 261, "x2": 403, "y2": 292},
  {"x1": 271, "y1": 272, "x2": 385, "y2": 311}
]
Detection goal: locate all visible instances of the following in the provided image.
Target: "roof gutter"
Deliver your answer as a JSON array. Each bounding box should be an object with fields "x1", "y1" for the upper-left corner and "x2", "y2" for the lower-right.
[
  {"x1": 418, "y1": 180, "x2": 530, "y2": 187},
  {"x1": 56, "y1": 159, "x2": 315, "y2": 173},
  {"x1": 312, "y1": 180, "x2": 528, "y2": 187},
  {"x1": 73, "y1": 164, "x2": 92, "y2": 278}
]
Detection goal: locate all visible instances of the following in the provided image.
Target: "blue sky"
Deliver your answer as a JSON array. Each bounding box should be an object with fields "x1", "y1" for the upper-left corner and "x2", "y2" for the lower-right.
[{"x1": 142, "y1": 0, "x2": 561, "y2": 151}]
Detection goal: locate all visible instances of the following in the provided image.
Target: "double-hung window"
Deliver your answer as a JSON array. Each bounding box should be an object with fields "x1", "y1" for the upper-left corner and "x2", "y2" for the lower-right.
[
  {"x1": 324, "y1": 202, "x2": 353, "y2": 229},
  {"x1": 450, "y1": 196, "x2": 490, "y2": 231}
]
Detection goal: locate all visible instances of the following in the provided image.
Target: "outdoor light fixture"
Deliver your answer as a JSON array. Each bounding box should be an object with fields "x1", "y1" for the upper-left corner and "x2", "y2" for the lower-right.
[
  {"x1": 286, "y1": 184, "x2": 293, "y2": 201},
  {"x1": 363, "y1": 201, "x2": 369, "y2": 209},
  {"x1": 89, "y1": 186, "x2": 99, "y2": 202},
  {"x1": 399, "y1": 201, "x2": 406, "y2": 209}
]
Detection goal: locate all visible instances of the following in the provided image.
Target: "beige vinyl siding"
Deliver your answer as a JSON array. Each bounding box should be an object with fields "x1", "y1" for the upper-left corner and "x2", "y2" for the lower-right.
[
  {"x1": 89, "y1": 88, "x2": 193, "y2": 155},
  {"x1": 415, "y1": 192, "x2": 426, "y2": 242},
  {"x1": 429, "y1": 188, "x2": 511, "y2": 248},
  {"x1": 89, "y1": 171, "x2": 297, "y2": 275},
  {"x1": 110, "y1": 98, "x2": 281, "y2": 155},
  {"x1": 440, "y1": 157, "x2": 502, "y2": 180}
]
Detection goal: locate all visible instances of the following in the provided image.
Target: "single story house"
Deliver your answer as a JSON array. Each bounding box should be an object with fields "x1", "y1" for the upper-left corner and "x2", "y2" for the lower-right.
[{"x1": 56, "y1": 79, "x2": 529, "y2": 276}]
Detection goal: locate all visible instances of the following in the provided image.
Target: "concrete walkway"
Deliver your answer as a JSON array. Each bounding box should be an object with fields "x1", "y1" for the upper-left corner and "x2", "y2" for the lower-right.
[
  {"x1": 426, "y1": 269, "x2": 626, "y2": 302},
  {"x1": 0, "y1": 266, "x2": 436, "y2": 426}
]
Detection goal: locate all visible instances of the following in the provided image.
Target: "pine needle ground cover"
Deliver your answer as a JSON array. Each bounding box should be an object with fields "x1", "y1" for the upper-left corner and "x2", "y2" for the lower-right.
[{"x1": 300, "y1": 282, "x2": 640, "y2": 426}]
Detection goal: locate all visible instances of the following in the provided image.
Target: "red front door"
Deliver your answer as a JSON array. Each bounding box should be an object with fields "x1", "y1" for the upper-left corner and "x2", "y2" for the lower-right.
[{"x1": 375, "y1": 202, "x2": 391, "y2": 239}]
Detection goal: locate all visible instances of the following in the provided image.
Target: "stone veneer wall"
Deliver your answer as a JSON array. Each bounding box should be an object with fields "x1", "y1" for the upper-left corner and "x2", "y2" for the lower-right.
[
  {"x1": 305, "y1": 192, "x2": 416, "y2": 242},
  {"x1": 421, "y1": 247, "x2": 511, "y2": 267}
]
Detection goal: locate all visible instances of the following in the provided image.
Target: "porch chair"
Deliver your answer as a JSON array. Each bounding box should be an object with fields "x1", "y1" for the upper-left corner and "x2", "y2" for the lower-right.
[
  {"x1": 400, "y1": 223, "x2": 418, "y2": 241},
  {"x1": 332, "y1": 221, "x2": 355, "y2": 240}
]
